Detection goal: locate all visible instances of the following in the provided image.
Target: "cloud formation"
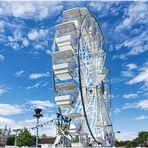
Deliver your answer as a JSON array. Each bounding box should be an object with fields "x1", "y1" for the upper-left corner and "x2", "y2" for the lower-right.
[
  {"x1": 116, "y1": 2, "x2": 148, "y2": 31},
  {"x1": 15, "y1": 70, "x2": 25, "y2": 77},
  {"x1": 123, "y1": 93, "x2": 138, "y2": 99},
  {"x1": 0, "y1": 103, "x2": 23, "y2": 115},
  {"x1": 0, "y1": 2, "x2": 63, "y2": 20},
  {"x1": 122, "y1": 99, "x2": 148, "y2": 110},
  {"x1": 29, "y1": 72, "x2": 49, "y2": 80},
  {"x1": 29, "y1": 100, "x2": 54, "y2": 109},
  {"x1": 0, "y1": 86, "x2": 8, "y2": 96},
  {"x1": 26, "y1": 82, "x2": 48, "y2": 90},
  {"x1": 133, "y1": 115, "x2": 148, "y2": 120},
  {"x1": 0, "y1": 54, "x2": 5, "y2": 61}
]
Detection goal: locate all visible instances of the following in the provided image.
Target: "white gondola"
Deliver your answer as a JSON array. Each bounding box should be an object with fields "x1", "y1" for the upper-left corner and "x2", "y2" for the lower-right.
[
  {"x1": 53, "y1": 49, "x2": 74, "y2": 60},
  {"x1": 56, "y1": 21, "x2": 77, "y2": 34},
  {"x1": 64, "y1": 7, "x2": 89, "y2": 28},
  {"x1": 55, "y1": 34, "x2": 77, "y2": 52},
  {"x1": 56, "y1": 21, "x2": 78, "y2": 52},
  {"x1": 56, "y1": 82, "x2": 78, "y2": 93},
  {"x1": 55, "y1": 95, "x2": 75, "y2": 109},
  {"x1": 53, "y1": 63, "x2": 73, "y2": 80}
]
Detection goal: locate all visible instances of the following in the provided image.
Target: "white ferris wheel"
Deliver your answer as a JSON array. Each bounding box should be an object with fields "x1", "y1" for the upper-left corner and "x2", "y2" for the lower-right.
[{"x1": 52, "y1": 7, "x2": 115, "y2": 147}]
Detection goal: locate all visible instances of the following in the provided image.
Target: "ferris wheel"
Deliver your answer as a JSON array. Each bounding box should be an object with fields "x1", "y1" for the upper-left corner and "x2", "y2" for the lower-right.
[{"x1": 52, "y1": 7, "x2": 114, "y2": 147}]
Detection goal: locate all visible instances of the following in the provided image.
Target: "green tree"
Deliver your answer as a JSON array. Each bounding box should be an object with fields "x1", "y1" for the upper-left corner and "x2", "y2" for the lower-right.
[
  {"x1": 6, "y1": 136, "x2": 15, "y2": 145},
  {"x1": 115, "y1": 140, "x2": 130, "y2": 147},
  {"x1": 16, "y1": 128, "x2": 35, "y2": 147},
  {"x1": 126, "y1": 131, "x2": 148, "y2": 147},
  {"x1": 138, "y1": 131, "x2": 148, "y2": 143},
  {"x1": 126, "y1": 138, "x2": 141, "y2": 148},
  {"x1": 115, "y1": 131, "x2": 148, "y2": 147}
]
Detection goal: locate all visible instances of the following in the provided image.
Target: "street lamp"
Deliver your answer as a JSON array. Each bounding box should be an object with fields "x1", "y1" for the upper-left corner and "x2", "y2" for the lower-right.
[
  {"x1": 116, "y1": 131, "x2": 121, "y2": 134},
  {"x1": 33, "y1": 108, "x2": 43, "y2": 148},
  {"x1": 13, "y1": 129, "x2": 20, "y2": 148}
]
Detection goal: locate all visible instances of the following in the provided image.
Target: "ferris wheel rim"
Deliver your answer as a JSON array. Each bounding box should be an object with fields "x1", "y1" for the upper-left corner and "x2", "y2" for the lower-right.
[
  {"x1": 91, "y1": 14, "x2": 112, "y2": 109},
  {"x1": 77, "y1": 13, "x2": 108, "y2": 145}
]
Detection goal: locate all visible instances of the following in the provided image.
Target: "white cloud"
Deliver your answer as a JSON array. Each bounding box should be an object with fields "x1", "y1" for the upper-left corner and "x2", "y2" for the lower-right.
[
  {"x1": 125, "y1": 62, "x2": 148, "y2": 95},
  {"x1": 126, "y1": 31, "x2": 148, "y2": 56},
  {"x1": 29, "y1": 100, "x2": 54, "y2": 109},
  {"x1": 122, "y1": 102, "x2": 137, "y2": 110},
  {"x1": 121, "y1": 63, "x2": 137, "y2": 78},
  {"x1": 122, "y1": 99, "x2": 148, "y2": 110},
  {"x1": 114, "y1": 30, "x2": 148, "y2": 59},
  {"x1": 123, "y1": 93, "x2": 138, "y2": 99},
  {"x1": 0, "y1": 20, "x2": 5, "y2": 33},
  {"x1": 128, "y1": 67, "x2": 148, "y2": 85},
  {"x1": 0, "y1": 117, "x2": 15, "y2": 127},
  {"x1": 0, "y1": 86, "x2": 8, "y2": 96},
  {"x1": 116, "y1": 2, "x2": 148, "y2": 31},
  {"x1": 116, "y1": 131, "x2": 137, "y2": 141},
  {"x1": 26, "y1": 82, "x2": 48, "y2": 90},
  {"x1": 113, "y1": 108, "x2": 121, "y2": 114},
  {"x1": 5, "y1": 21, "x2": 50, "y2": 53},
  {"x1": 126, "y1": 63, "x2": 137, "y2": 70},
  {"x1": 0, "y1": 103, "x2": 23, "y2": 115},
  {"x1": 0, "y1": 54, "x2": 5, "y2": 61},
  {"x1": 28, "y1": 30, "x2": 39, "y2": 41},
  {"x1": 121, "y1": 71, "x2": 134, "y2": 78},
  {"x1": 0, "y1": 2, "x2": 63, "y2": 20},
  {"x1": 46, "y1": 49, "x2": 51, "y2": 55},
  {"x1": 7, "y1": 26, "x2": 26, "y2": 50},
  {"x1": 29, "y1": 72, "x2": 49, "y2": 80},
  {"x1": 136, "y1": 99, "x2": 148, "y2": 110},
  {"x1": 28, "y1": 29, "x2": 49, "y2": 41},
  {"x1": 26, "y1": 83, "x2": 41, "y2": 90},
  {"x1": 133, "y1": 115, "x2": 148, "y2": 120},
  {"x1": 113, "y1": 2, "x2": 148, "y2": 59},
  {"x1": 89, "y1": 2, "x2": 120, "y2": 17},
  {"x1": 15, "y1": 70, "x2": 25, "y2": 77},
  {"x1": 22, "y1": 39, "x2": 29, "y2": 47}
]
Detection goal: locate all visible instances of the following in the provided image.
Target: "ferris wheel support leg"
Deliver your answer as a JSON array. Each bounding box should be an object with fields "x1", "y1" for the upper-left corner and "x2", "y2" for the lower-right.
[{"x1": 96, "y1": 86, "x2": 106, "y2": 147}]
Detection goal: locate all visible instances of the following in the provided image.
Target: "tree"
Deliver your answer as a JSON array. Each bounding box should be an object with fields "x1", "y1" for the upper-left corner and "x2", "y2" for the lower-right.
[
  {"x1": 115, "y1": 140, "x2": 130, "y2": 147},
  {"x1": 126, "y1": 131, "x2": 148, "y2": 147},
  {"x1": 16, "y1": 128, "x2": 35, "y2": 147},
  {"x1": 138, "y1": 131, "x2": 148, "y2": 143},
  {"x1": 6, "y1": 136, "x2": 15, "y2": 145},
  {"x1": 115, "y1": 132, "x2": 148, "y2": 147}
]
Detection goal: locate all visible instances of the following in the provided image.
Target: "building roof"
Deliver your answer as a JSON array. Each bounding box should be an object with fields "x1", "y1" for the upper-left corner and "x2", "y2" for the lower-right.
[{"x1": 39, "y1": 137, "x2": 55, "y2": 144}]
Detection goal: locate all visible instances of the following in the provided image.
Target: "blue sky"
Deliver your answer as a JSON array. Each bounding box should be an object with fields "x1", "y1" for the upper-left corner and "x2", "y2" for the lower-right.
[{"x1": 0, "y1": 1, "x2": 148, "y2": 140}]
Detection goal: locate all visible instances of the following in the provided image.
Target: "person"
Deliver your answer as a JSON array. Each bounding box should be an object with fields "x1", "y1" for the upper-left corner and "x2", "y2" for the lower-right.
[
  {"x1": 56, "y1": 112, "x2": 72, "y2": 132},
  {"x1": 61, "y1": 115, "x2": 72, "y2": 131}
]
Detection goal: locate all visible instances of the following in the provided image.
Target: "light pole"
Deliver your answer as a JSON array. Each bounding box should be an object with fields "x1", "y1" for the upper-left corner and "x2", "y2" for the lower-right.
[
  {"x1": 13, "y1": 129, "x2": 20, "y2": 148},
  {"x1": 33, "y1": 108, "x2": 43, "y2": 148},
  {"x1": 114, "y1": 131, "x2": 121, "y2": 143},
  {"x1": 116, "y1": 131, "x2": 121, "y2": 134}
]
